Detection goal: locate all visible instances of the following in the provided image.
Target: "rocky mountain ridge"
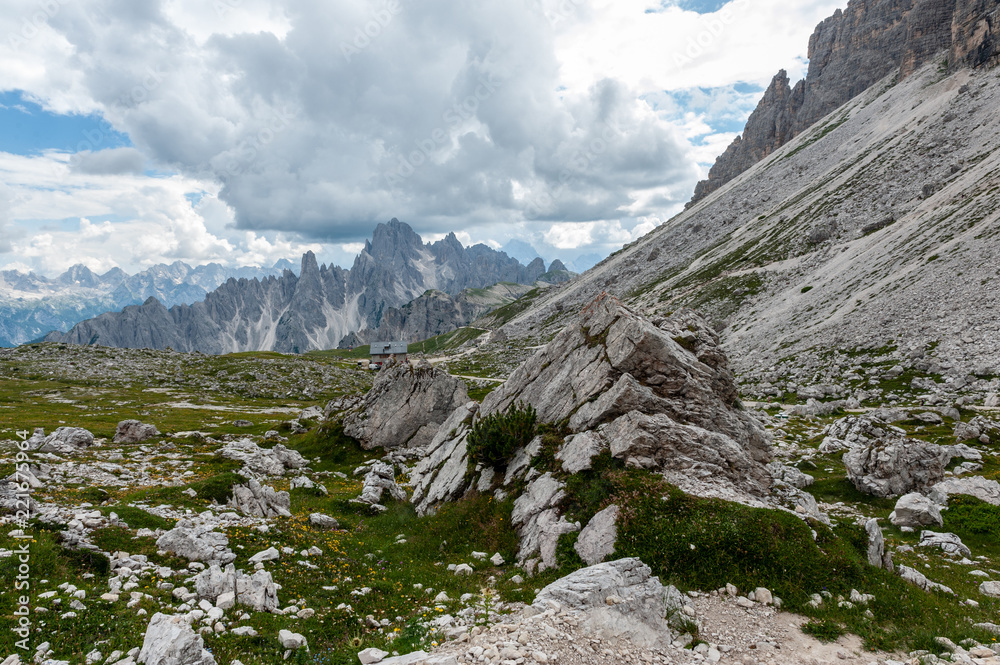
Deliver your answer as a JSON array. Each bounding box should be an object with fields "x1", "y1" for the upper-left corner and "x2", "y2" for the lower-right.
[
  {"x1": 43, "y1": 219, "x2": 558, "y2": 354},
  {"x1": 338, "y1": 282, "x2": 540, "y2": 349},
  {"x1": 0, "y1": 260, "x2": 296, "y2": 347},
  {"x1": 691, "y1": 0, "x2": 1000, "y2": 204},
  {"x1": 490, "y1": 52, "x2": 1000, "y2": 397}
]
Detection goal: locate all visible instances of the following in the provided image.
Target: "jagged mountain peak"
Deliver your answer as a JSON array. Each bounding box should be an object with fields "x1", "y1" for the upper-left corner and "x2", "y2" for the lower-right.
[{"x1": 44, "y1": 219, "x2": 551, "y2": 354}]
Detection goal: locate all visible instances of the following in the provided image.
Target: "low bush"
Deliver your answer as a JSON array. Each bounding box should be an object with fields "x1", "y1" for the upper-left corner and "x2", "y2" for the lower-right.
[{"x1": 466, "y1": 402, "x2": 537, "y2": 468}]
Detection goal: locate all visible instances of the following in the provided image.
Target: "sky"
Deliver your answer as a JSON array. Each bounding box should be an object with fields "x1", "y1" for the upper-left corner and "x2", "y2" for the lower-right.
[{"x1": 0, "y1": 0, "x2": 844, "y2": 277}]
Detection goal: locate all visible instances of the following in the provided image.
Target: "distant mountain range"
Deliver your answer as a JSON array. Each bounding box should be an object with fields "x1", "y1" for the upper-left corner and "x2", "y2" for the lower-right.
[
  {"x1": 44, "y1": 219, "x2": 570, "y2": 354},
  {"x1": 0, "y1": 260, "x2": 296, "y2": 347}
]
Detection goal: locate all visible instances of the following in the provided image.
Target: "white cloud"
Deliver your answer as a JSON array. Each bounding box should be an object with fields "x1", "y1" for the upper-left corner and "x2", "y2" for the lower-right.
[
  {"x1": 79, "y1": 217, "x2": 113, "y2": 238},
  {"x1": 0, "y1": 0, "x2": 844, "y2": 273}
]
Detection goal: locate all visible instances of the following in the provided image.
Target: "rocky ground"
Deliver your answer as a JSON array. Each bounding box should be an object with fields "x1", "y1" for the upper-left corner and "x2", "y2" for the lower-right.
[{"x1": 2, "y1": 302, "x2": 1000, "y2": 665}]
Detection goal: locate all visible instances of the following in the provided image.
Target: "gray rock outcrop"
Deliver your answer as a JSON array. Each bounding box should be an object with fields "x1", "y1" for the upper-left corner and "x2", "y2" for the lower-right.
[
  {"x1": 228, "y1": 480, "x2": 291, "y2": 518},
  {"x1": 218, "y1": 439, "x2": 306, "y2": 476},
  {"x1": 898, "y1": 565, "x2": 954, "y2": 594},
  {"x1": 918, "y1": 531, "x2": 971, "y2": 557},
  {"x1": 865, "y1": 519, "x2": 894, "y2": 571},
  {"x1": 37, "y1": 427, "x2": 95, "y2": 455},
  {"x1": 409, "y1": 402, "x2": 478, "y2": 515},
  {"x1": 351, "y1": 462, "x2": 406, "y2": 512},
  {"x1": 344, "y1": 359, "x2": 468, "y2": 451},
  {"x1": 767, "y1": 461, "x2": 814, "y2": 488},
  {"x1": 155, "y1": 520, "x2": 235, "y2": 565},
  {"x1": 113, "y1": 420, "x2": 159, "y2": 444},
  {"x1": 137, "y1": 613, "x2": 216, "y2": 665},
  {"x1": 309, "y1": 513, "x2": 339, "y2": 529},
  {"x1": 928, "y1": 476, "x2": 1000, "y2": 506},
  {"x1": 532, "y1": 557, "x2": 685, "y2": 648},
  {"x1": 511, "y1": 473, "x2": 580, "y2": 571},
  {"x1": 844, "y1": 439, "x2": 948, "y2": 497},
  {"x1": 890, "y1": 492, "x2": 944, "y2": 527},
  {"x1": 574, "y1": 505, "x2": 619, "y2": 566},
  {"x1": 193, "y1": 563, "x2": 280, "y2": 612},
  {"x1": 481, "y1": 296, "x2": 771, "y2": 493},
  {"x1": 409, "y1": 297, "x2": 774, "y2": 563}
]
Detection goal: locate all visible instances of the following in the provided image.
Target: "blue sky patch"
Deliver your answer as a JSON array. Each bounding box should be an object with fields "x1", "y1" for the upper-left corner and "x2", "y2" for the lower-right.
[
  {"x1": 646, "y1": 0, "x2": 733, "y2": 14},
  {"x1": 0, "y1": 90, "x2": 131, "y2": 156},
  {"x1": 645, "y1": 83, "x2": 764, "y2": 136}
]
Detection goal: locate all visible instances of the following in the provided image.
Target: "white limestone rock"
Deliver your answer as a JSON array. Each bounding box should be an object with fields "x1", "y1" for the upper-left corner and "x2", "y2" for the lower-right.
[
  {"x1": 512, "y1": 473, "x2": 579, "y2": 570},
  {"x1": 928, "y1": 476, "x2": 1000, "y2": 506},
  {"x1": 218, "y1": 439, "x2": 306, "y2": 476},
  {"x1": 532, "y1": 557, "x2": 684, "y2": 648},
  {"x1": 156, "y1": 521, "x2": 235, "y2": 565},
  {"x1": 574, "y1": 505, "x2": 619, "y2": 566},
  {"x1": 114, "y1": 420, "x2": 159, "y2": 444},
  {"x1": 898, "y1": 565, "x2": 954, "y2": 594},
  {"x1": 137, "y1": 613, "x2": 216, "y2": 665},
  {"x1": 343, "y1": 359, "x2": 468, "y2": 451},
  {"x1": 308, "y1": 513, "x2": 339, "y2": 529},
  {"x1": 844, "y1": 439, "x2": 948, "y2": 497},
  {"x1": 865, "y1": 518, "x2": 894, "y2": 571},
  {"x1": 228, "y1": 480, "x2": 291, "y2": 518},
  {"x1": 555, "y1": 431, "x2": 608, "y2": 474},
  {"x1": 37, "y1": 427, "x2": 95, "y2": 455},
  {"x1": 890, "y1": 492, "x2": 944, "y2": 527},
  {"x1": 918, "y1": 531, "x2": 971, "y2": 557},
  {"x1": 479, "y1": 296, "x2": 772, "y2": 494}
]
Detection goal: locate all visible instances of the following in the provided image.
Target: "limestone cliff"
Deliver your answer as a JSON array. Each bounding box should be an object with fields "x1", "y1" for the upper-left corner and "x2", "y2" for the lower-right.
[{"x1": 690, "y1": 0, "x2": 1000, "y2": 205}]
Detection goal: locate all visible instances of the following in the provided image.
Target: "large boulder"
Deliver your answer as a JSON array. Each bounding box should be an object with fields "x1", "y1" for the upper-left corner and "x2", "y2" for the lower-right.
[
  {"x1": 344, "y1": 359, "x2": 468, "y2": 450},
  {"x1": 350, "y1": 462, "x2": 406, "y2": 512},
  {"x1": 574, "y1": 505, "x2": 619, "y2": 566},
  {"x1": 37, "y1": 427, "x2": 95, "y2": 455},
  {"x1": 532, "y1": 557, "x2": 684, "y2": 648},
  {"x1": 137, "y1": 613, "x2": 216, "y2": 665},
  {"x1": 156, "y1": 520, "x2": 235, "y2": 565},
  {"x1": 193, "y1": 563, "x2": 280, "y2": 612},
  {"x1": 229, "y1": 480, "x2": 291, "y2": 518},
  {"x1": 480, "y1": 295, "x2": 771, "y2": 493},
  {"x1": 113, "y1": 420, "x2": 159, "y2": 444},
  {"x1": 928, "y1": 476, "x2": 1000, "y2": 506},
  {"x1": 409, "y1": 403, "x2": 478, "y2": 515},
  {"x1": 511, "y1": 473, "x2": 579, "y2": 571},
  {"x1": 844, "y1": 439, "x2": 948, "y2": 498},
  {"x1": 864, "y1": 519, "x2": 894, "y2": 571},
  {"x1": 890, "y1": 492, "x2": 943, "y2": 527},
  {"x1": 918, "y1": 531, "x2": 971, "y2": 557},
  {"x1": 219, "y1": 439, "x2": 307, "y2": 476}
]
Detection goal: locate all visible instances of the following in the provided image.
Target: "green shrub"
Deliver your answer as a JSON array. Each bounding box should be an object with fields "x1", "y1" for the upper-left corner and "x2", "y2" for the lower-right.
[
  {"x1": 612, "y1": 472, "x2": 870, "y2": 604},
  {"x1": 467, "y1": 402, "x2": 537, "y2": 468},
  {"x1": 189, "y1": 472, "x2": 245, "y2": 504},
  {"x1": 803, "y1": 620, "x2": 845, "y2": 642}
]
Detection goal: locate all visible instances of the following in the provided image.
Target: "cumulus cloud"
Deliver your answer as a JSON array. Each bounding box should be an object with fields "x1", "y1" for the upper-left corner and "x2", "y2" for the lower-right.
[
  {"x1": 0, "y1": 151, "x2": 322, "y2": 275},
  {"x1": 69, "y1": 147, "x2": 146, "y2": 175},
  {"x1": 0, "y1": 0, "x2": 843, "y2": 271}
]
